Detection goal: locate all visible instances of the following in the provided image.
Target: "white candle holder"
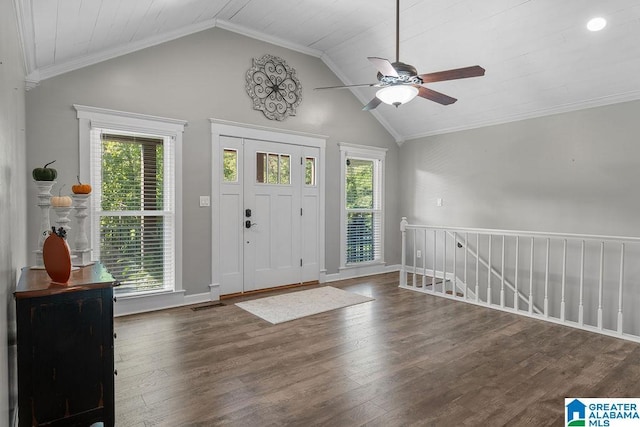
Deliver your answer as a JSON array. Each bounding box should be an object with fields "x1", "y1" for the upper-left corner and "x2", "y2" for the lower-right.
[
  {"x1": 52, "y1": 206, "x2": 73, "y2": 234},
  {"x1": 33, "y1": 180, "x2": 56, "y2": 268},
  {"x1": 71, "y1": 194, "x2": 93, "y2": 266}
]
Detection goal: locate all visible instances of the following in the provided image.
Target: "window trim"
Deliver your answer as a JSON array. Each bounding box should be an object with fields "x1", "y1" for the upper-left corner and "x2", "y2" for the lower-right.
[
  {"x1": 338, "y1": 142, "x2": 387, "y2": 269},
  {"x1": 74, "y1": 104, "x2": 187, "y2": 296}
]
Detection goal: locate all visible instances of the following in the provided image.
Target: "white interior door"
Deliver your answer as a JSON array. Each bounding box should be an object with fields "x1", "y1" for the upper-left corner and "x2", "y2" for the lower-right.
[{"x1": 218, "y1": 136, "x2": 320, "y2": 295}]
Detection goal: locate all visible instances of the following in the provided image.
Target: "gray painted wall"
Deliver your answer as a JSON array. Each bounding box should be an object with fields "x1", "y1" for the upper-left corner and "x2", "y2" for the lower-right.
[
  {"x1": 1, "y1": 0, "x2": 27, "y2": 422},
  {"x1": 25, "y1": 27, "x2": 400, "y2": 297},
  {"x1": 400, "y1": 100, "x2": 640, "y2": 236},
  {"x1": 399, "y1": 100, "x2": 640, "y2": 334}
]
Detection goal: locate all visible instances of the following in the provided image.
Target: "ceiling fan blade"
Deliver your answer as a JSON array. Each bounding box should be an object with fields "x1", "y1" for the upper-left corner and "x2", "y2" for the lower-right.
[
  {"x1": 362, "y1": 97, "x2": 382, "y2": 111},
  {"x1": 367, "y1": 57, "x2": 399, "y2": 77},
  {"x1": 418, "y1": 65, "x2": 485, "y2": 83},
  {"x1": 417, "y1": 86, "x2": 457, "y2": 105},
  {"x1": 314, "y1": 83, "x2": 379, "y2": 90}
]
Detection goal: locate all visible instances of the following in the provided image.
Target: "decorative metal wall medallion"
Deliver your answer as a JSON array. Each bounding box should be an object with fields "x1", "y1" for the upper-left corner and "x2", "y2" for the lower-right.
[{"x1": 245, "y1": 54, "x2": 302, "y2": 121}]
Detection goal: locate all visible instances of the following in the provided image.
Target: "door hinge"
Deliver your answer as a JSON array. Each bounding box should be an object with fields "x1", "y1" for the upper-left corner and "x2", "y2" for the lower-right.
[
  {"x1": 300, "y1": 259, "x2": 303, "y2": 267},
  {"x1": 300, "y1": 208, "x2": 303, "y2": 216},
  {"x1": 300, "y1": 157, "x2": 303, "y2": 165}
]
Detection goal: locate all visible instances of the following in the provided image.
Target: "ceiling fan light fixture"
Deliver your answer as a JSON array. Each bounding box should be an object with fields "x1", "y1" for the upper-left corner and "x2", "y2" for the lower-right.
[
  {"x1": 587, "y1": 17, "x2": 607, "y2": 31},
  {"x1": 376, "y1": 85, "x2": 419, "y2": 107}
]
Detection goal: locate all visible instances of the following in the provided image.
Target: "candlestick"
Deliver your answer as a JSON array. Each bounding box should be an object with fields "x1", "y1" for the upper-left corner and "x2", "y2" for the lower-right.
[
  {"x1": 33, "y1": 180, "x2": 56, "y2": 268},
  {"x1": 72, "y1": 193, "x2": 93, "y2": 266},
  {"x1": 52, "y1": 206, "x2": 73, "y2": 234}
]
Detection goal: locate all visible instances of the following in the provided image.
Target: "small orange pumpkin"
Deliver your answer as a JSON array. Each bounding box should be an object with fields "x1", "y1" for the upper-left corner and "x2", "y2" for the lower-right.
[{"x1": 72, "y1": 175, "x2": 92, "y2": 194}]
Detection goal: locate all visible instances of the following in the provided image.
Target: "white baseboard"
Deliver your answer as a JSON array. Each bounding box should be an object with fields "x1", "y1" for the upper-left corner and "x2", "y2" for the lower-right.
[
  {"x1": 114, "y1": 266, "x2": 401, "y2": 316},
  {"x1": 185, "y1": 291, "x2": 214, "y2": 306},
  {"x1": 114, "y1": 289, "x2": 213, "y2": 317},
  {"x1": 324, "y1": 263, "x2": 400, "y2": 282}
]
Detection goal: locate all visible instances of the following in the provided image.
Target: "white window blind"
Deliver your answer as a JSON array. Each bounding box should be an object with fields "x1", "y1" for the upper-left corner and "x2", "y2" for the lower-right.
[
  {"x1": 90, "y1": 129, "x2": 175, "y2": 294},
  {"x1": 342, "y1": 149, "x2": 385, "y2": 265}
]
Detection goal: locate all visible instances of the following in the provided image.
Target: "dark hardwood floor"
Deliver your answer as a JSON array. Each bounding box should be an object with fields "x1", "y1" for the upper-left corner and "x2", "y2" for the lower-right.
[{"x1": 114, "y1": 272, "x2": 640, "y2": 426}]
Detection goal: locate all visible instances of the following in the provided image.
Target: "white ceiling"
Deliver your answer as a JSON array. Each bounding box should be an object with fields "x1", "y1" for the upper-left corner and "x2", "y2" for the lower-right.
[{"x1": 13, "y1": 0, "x2": 640, "y2": 142}]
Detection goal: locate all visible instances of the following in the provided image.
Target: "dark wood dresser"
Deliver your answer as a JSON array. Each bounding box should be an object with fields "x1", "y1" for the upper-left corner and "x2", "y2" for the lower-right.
[{"x1": 15, "y1": 262, "x2": 117, "y2": 427}]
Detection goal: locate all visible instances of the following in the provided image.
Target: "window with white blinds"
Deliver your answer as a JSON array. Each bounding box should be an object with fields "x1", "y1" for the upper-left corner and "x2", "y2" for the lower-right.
[
  {"x1": 90, "y1": 129, "x2": 175, "y2": 294},
  {"x1": 339, "y1": 143, "x2": 386, "y2": 267}
]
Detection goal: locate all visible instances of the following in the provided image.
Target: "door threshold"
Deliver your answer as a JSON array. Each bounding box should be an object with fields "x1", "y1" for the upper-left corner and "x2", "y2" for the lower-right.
[{"x1": 221, "y1": 280, "x2": 319, "y2": 300}]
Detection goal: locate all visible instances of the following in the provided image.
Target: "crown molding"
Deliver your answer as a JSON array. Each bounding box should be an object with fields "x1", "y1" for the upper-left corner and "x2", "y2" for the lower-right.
[
  {"x1": 404, "y1": 90, "x2": 640, "y2": 142},
  {"x1": 215, "y1": 19, "x2": 323, "y2": 58},
  {"x1": 13, "y1": 0, "x2": 36, "y2": 77},
  {"x1": 27, "y1": 17, "x2": 222, "y2": 83},
  {"x1": 22, "y1": 17, "x2": 325, "y2": 85}
]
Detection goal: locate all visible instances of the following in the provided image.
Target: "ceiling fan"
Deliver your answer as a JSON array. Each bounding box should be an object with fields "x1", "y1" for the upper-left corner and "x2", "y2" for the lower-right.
[{"x1": 315, "y1": 0, "x2": 485, "y2": 111}]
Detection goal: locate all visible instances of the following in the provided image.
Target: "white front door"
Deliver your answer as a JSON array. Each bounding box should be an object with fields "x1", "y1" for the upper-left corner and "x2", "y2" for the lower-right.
[
  {"x1": 218, "y1": 136, "x2": 320, "y2": 294},
  {"x1": 243, "y1": 139, "x2": 302, "y2": 291}
]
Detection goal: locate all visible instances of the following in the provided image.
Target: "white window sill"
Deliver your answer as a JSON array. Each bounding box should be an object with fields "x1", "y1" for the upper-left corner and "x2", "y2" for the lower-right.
[
  {"x1": 114, "y1": 288, "x2": 182, "y2": 299},
  {"x1": 339, "y1": 261, "x2": 386, "y2": 271}
]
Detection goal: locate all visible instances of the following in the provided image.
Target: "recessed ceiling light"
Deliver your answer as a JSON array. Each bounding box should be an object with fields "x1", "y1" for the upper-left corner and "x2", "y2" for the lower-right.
[{"x1": 587, "y1": 17, "x2": 607, "y2": 32}]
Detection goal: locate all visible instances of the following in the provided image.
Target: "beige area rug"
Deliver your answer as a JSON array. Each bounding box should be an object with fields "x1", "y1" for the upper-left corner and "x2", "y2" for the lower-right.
[{"x1": 235, "y1": 286, "x2": 374, "y2": 324}]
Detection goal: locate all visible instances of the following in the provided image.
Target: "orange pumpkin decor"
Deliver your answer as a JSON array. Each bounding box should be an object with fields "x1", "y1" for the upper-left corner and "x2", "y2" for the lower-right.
[
  {"x1": 43, "y1": 227, "x2": 72, "y2": 283},
  {"x1": 72, "y1": 175, "x2": 92, "y2": 194}
]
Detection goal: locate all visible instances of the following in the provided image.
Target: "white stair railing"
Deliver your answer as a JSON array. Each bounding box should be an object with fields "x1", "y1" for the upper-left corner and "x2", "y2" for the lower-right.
[
  {"x1": 445, "y1": 231, "x2": 542, "y2": 315},
  {"x1": 399, "y1": 217, "x2": 640, "y2": 343}
]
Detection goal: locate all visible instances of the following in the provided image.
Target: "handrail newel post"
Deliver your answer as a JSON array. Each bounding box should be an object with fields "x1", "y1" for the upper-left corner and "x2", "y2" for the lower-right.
[{"x1": 400, "y1": 217, "x2": 408, "y2": 287}]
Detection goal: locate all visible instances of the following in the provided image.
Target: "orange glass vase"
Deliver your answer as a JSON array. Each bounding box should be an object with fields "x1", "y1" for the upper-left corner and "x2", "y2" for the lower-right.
[{"x1": 43, "y1": 233, "x2": 72, "y2": 283}]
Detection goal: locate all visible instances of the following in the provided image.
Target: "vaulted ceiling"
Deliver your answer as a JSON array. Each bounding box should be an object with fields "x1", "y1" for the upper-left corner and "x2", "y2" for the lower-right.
[{"x1": 13, "y1": 0, "x2": 640, "y2": 142}]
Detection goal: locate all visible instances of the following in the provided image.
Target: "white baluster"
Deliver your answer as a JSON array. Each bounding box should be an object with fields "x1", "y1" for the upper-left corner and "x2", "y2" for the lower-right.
[
  {"x1": 500, "y1": 235, "x2": 505, "y2": 308},
  {"x1": 598, "y1": 241, "x2": 604, "y2": 330},
  {"x1": 544, "y1": 238, "x2": 550, "y2": 317},
  {"x1": 464, "y1": 232, "x2": 468, "y2": 300},
  {"x1": 617, "y1": 243, "x2": 624, "y2": 334},
  {"x1": 422, "y1": 229, "x2": 427, "y2": 288},
  {"x1": 432, "y1": 230, "x2": 436, "y2": 290},
  {"x1": 529, "y1": 238, "x2": 534, "y2": 315},
  {"x1": 475, "y1": 234, "x2": 479, "y2": 302},
  {"x1": 561, "y1": 239, "x2": 567, "y2": 322},
  {"x1": 412, "y1": 228, "x2": 417, "y2": 288},
  {"x1": 487, "y1": 235, "x2": 492, "y2": 305},
  {"x1": 514, "y1": 236, "x2": 519, "y2": 311},
  {"x1": 443, "y1": 230, "x2": 447, "y2": 294},
  {"x1": 453, "y1": 232, "x2": 457, "y2": 298},
  {"x1": 579, "y1": 240, "x2": 585, "y2": 325}
]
